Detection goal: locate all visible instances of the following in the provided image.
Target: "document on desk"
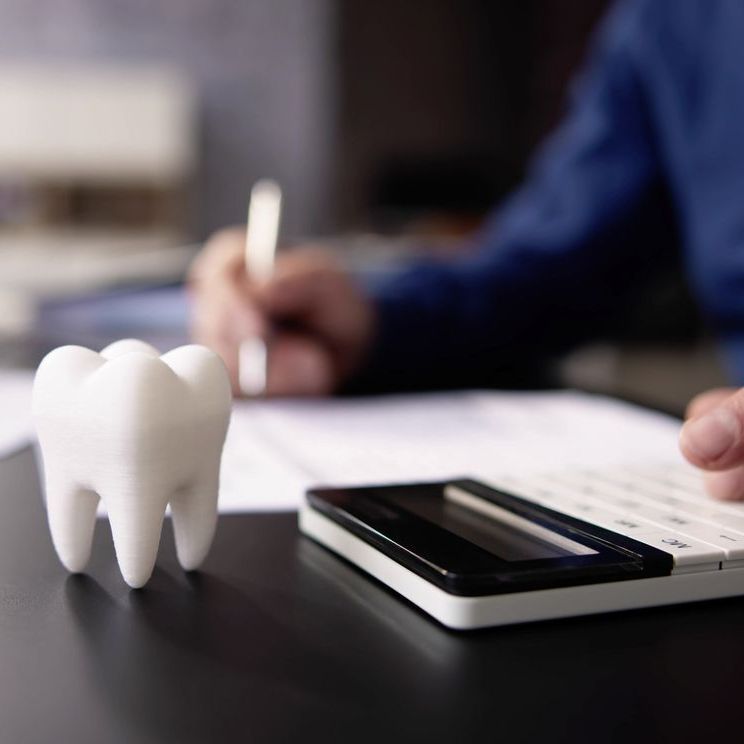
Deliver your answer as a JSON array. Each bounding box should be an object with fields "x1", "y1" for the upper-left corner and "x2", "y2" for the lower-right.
[
  {"x1": 218, "y1": 390, "x2": 685, "y2": 512},
  {"x1": 0, "y1": 372, "x2": 686, "y2": 515}
]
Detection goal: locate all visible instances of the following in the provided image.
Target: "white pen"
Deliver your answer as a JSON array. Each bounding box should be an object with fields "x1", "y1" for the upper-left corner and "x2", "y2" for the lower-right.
[{"x1": 239, "y1": 179, "x2": 282, "y2": 396}]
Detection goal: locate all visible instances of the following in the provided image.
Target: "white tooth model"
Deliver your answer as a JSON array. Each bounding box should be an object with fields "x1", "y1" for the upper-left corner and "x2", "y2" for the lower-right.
[{"x1": 32, "y1": 339, "x2": 232, "y2": 588}]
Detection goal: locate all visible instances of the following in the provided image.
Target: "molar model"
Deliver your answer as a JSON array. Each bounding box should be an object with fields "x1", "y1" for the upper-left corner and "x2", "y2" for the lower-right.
[{"x1": 32, "y1": 339, "x2": 232, "y2": 588}]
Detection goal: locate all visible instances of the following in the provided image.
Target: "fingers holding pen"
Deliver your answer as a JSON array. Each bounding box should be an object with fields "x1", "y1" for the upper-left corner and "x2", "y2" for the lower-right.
[
  {"x1": 264, "y1": 334, "x2": 335, "y2": 397},
  {"x1": 189, "y1": 230, "x2": 373, "y2": 396},
  {"x1": 254, "y1": 249, "x2": 340, "y2": 316},
  {"x1": 188, "y1": 228, "x2": 266, "y2": 392}
]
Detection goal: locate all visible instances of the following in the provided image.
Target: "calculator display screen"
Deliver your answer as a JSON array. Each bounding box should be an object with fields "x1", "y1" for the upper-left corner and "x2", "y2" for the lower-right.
[
  {"x1": 383, "y1": 491, "x2": 584, "y2": 561},
  {"x1": 306, "y1": 479, "x2": 674, "y2": 596}
]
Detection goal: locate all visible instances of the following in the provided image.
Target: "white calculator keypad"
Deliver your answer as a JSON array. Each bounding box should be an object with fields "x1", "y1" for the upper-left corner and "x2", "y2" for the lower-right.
[{"x1": 487, "y1": 464, "x2": 744, "y2": 573}]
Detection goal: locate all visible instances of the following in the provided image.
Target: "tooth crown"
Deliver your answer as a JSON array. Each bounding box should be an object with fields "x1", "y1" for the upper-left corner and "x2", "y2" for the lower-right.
[{"x1": 32, "y1": 340, "x2": 232, "y2": 588}]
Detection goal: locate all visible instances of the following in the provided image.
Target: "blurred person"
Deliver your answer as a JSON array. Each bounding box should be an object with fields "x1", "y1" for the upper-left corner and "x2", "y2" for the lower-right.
[{"x1": 190, "y1": 0, "x2": 744, "y2": 499}]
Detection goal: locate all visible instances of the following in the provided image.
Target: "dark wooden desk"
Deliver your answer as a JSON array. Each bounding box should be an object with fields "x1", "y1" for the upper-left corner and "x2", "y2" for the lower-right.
[{"x1": 1, "y1": 446, "x2": 743, "y2": 743}]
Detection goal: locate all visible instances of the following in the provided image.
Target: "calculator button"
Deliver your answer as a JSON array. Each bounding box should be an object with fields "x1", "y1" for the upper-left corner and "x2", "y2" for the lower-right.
[
  {"x1": 631, "y1": 531, "x2": 724, "y2": 570},
  {"x1": 550, "y1": 499, "x2": 621, "y2": 522},
  {"x1": 492, "y1": 480, "x2": 557, "y2": 505},
  {"x1": 553, "y1": 474, "x2": 645, "y2": 509},
  {"x1": 658, "y1": 499, "x2": 724, "y2": 519},
  {"x1": 626, "y1": 504, "x2": 699, "y2": 531},
  {"x1": 705, "y1": 499, "x2": 744, "y2": 520},
  {"x1": 693, "y1": 512, "x2": 744, "y2": 535},
  {"x1": 541, "y1": 499, "x2": 657, "y2": 536},
  {"x1": 669, "y1": 524, "x2": 744, "y2": 562},
  {"x1": 590, "y1": 514, "x2": 659, "y2": 538}
]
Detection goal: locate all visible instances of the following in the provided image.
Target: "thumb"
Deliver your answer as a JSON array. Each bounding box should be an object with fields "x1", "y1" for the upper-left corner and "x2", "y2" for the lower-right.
[
  {"x1": 685, "y1": 387, "x2": 737, "y2": 420},
  {"x1": 680, "y1": 389, "x2": 744, "y2": 470}
]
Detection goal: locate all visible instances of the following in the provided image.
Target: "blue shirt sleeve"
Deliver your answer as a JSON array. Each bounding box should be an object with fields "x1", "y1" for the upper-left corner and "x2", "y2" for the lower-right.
[{"x1": 353, "y1": 0, "x2": 678, "y2": 392}]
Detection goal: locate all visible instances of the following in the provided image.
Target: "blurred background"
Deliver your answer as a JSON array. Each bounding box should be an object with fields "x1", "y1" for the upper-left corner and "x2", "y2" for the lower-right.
[{"x1": 0, "y1": 0, "x2": 727, "y2": 411}]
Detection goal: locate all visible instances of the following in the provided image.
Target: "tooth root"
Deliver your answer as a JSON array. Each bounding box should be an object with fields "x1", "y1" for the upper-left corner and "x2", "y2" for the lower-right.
[
  {"x1": 170, "y1": 473, "x2": 220, "y2": 571},
  {"x1": 45, "y1": 477, "x2": 99, "y2": 573},
  {"x1": 106, "y1": 492, "x2": 167, "y2": 589}
]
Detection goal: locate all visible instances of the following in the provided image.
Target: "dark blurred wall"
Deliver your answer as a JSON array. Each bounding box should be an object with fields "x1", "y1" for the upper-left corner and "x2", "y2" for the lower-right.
[
  {"x1": 0, "y1": 0, "x2": 614, "y2": 237},
  {"x1": 0, "y1": 0, "x2": 336, "y2": 238},
  {"x1": 336, "y1": 0, "x2": 611, "y2": 229}
]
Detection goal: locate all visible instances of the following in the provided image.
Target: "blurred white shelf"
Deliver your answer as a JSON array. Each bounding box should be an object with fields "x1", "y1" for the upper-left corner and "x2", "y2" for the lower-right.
[
  {"x1": 0, "y1": 229, "x2": 195, "y2": 293},
  {"x1": 0, "y1": 64, "x2": 196, "y2": 184},
  {"x1": 0, "y1": 229, "x2": 197, "y2": 335}
]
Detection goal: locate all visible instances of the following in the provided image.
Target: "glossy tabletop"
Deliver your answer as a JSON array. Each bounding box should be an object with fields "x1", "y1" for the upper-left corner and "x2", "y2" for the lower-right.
[{"x1": 1, "y1": 446, "x2": 743, "y2": 743}]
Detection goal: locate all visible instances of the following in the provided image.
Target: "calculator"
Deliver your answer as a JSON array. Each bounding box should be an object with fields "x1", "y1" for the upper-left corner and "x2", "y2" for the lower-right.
[{"x1": 299, "y1": 463, "x2": 744, "y2": 629}]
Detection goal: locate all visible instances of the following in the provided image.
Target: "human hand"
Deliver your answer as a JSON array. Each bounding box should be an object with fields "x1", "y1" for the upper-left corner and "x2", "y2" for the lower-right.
[
  {"x1": 188, "y1": 228, "x2": 376, "y2": 396},
  {"x1": 678, "y1": 387, "x2": 744, "y2": 500}
]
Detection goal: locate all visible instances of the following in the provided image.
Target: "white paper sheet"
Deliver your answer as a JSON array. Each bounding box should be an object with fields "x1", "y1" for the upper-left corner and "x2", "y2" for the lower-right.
[
  {"x1": 219, "y1": 390, "x2": 686, "y2": 513},
  {"x1": 9, "y1": 373, "x2": 687, "y2": 515}
]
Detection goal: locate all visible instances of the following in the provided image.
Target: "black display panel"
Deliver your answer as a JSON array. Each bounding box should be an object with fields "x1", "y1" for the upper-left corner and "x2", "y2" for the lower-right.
[
  {"x1": 305, "y1": 479, "x2": 674, "y2": 596},
  {"x1": 383, "y1": 490, "x2": 580, "y2": 561}
]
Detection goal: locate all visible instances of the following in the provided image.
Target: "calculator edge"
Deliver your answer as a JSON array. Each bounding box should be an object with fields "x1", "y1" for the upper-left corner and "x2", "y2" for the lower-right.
[{"x1": 298, "y1": 504, "x2": 744, "y2": 630}]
